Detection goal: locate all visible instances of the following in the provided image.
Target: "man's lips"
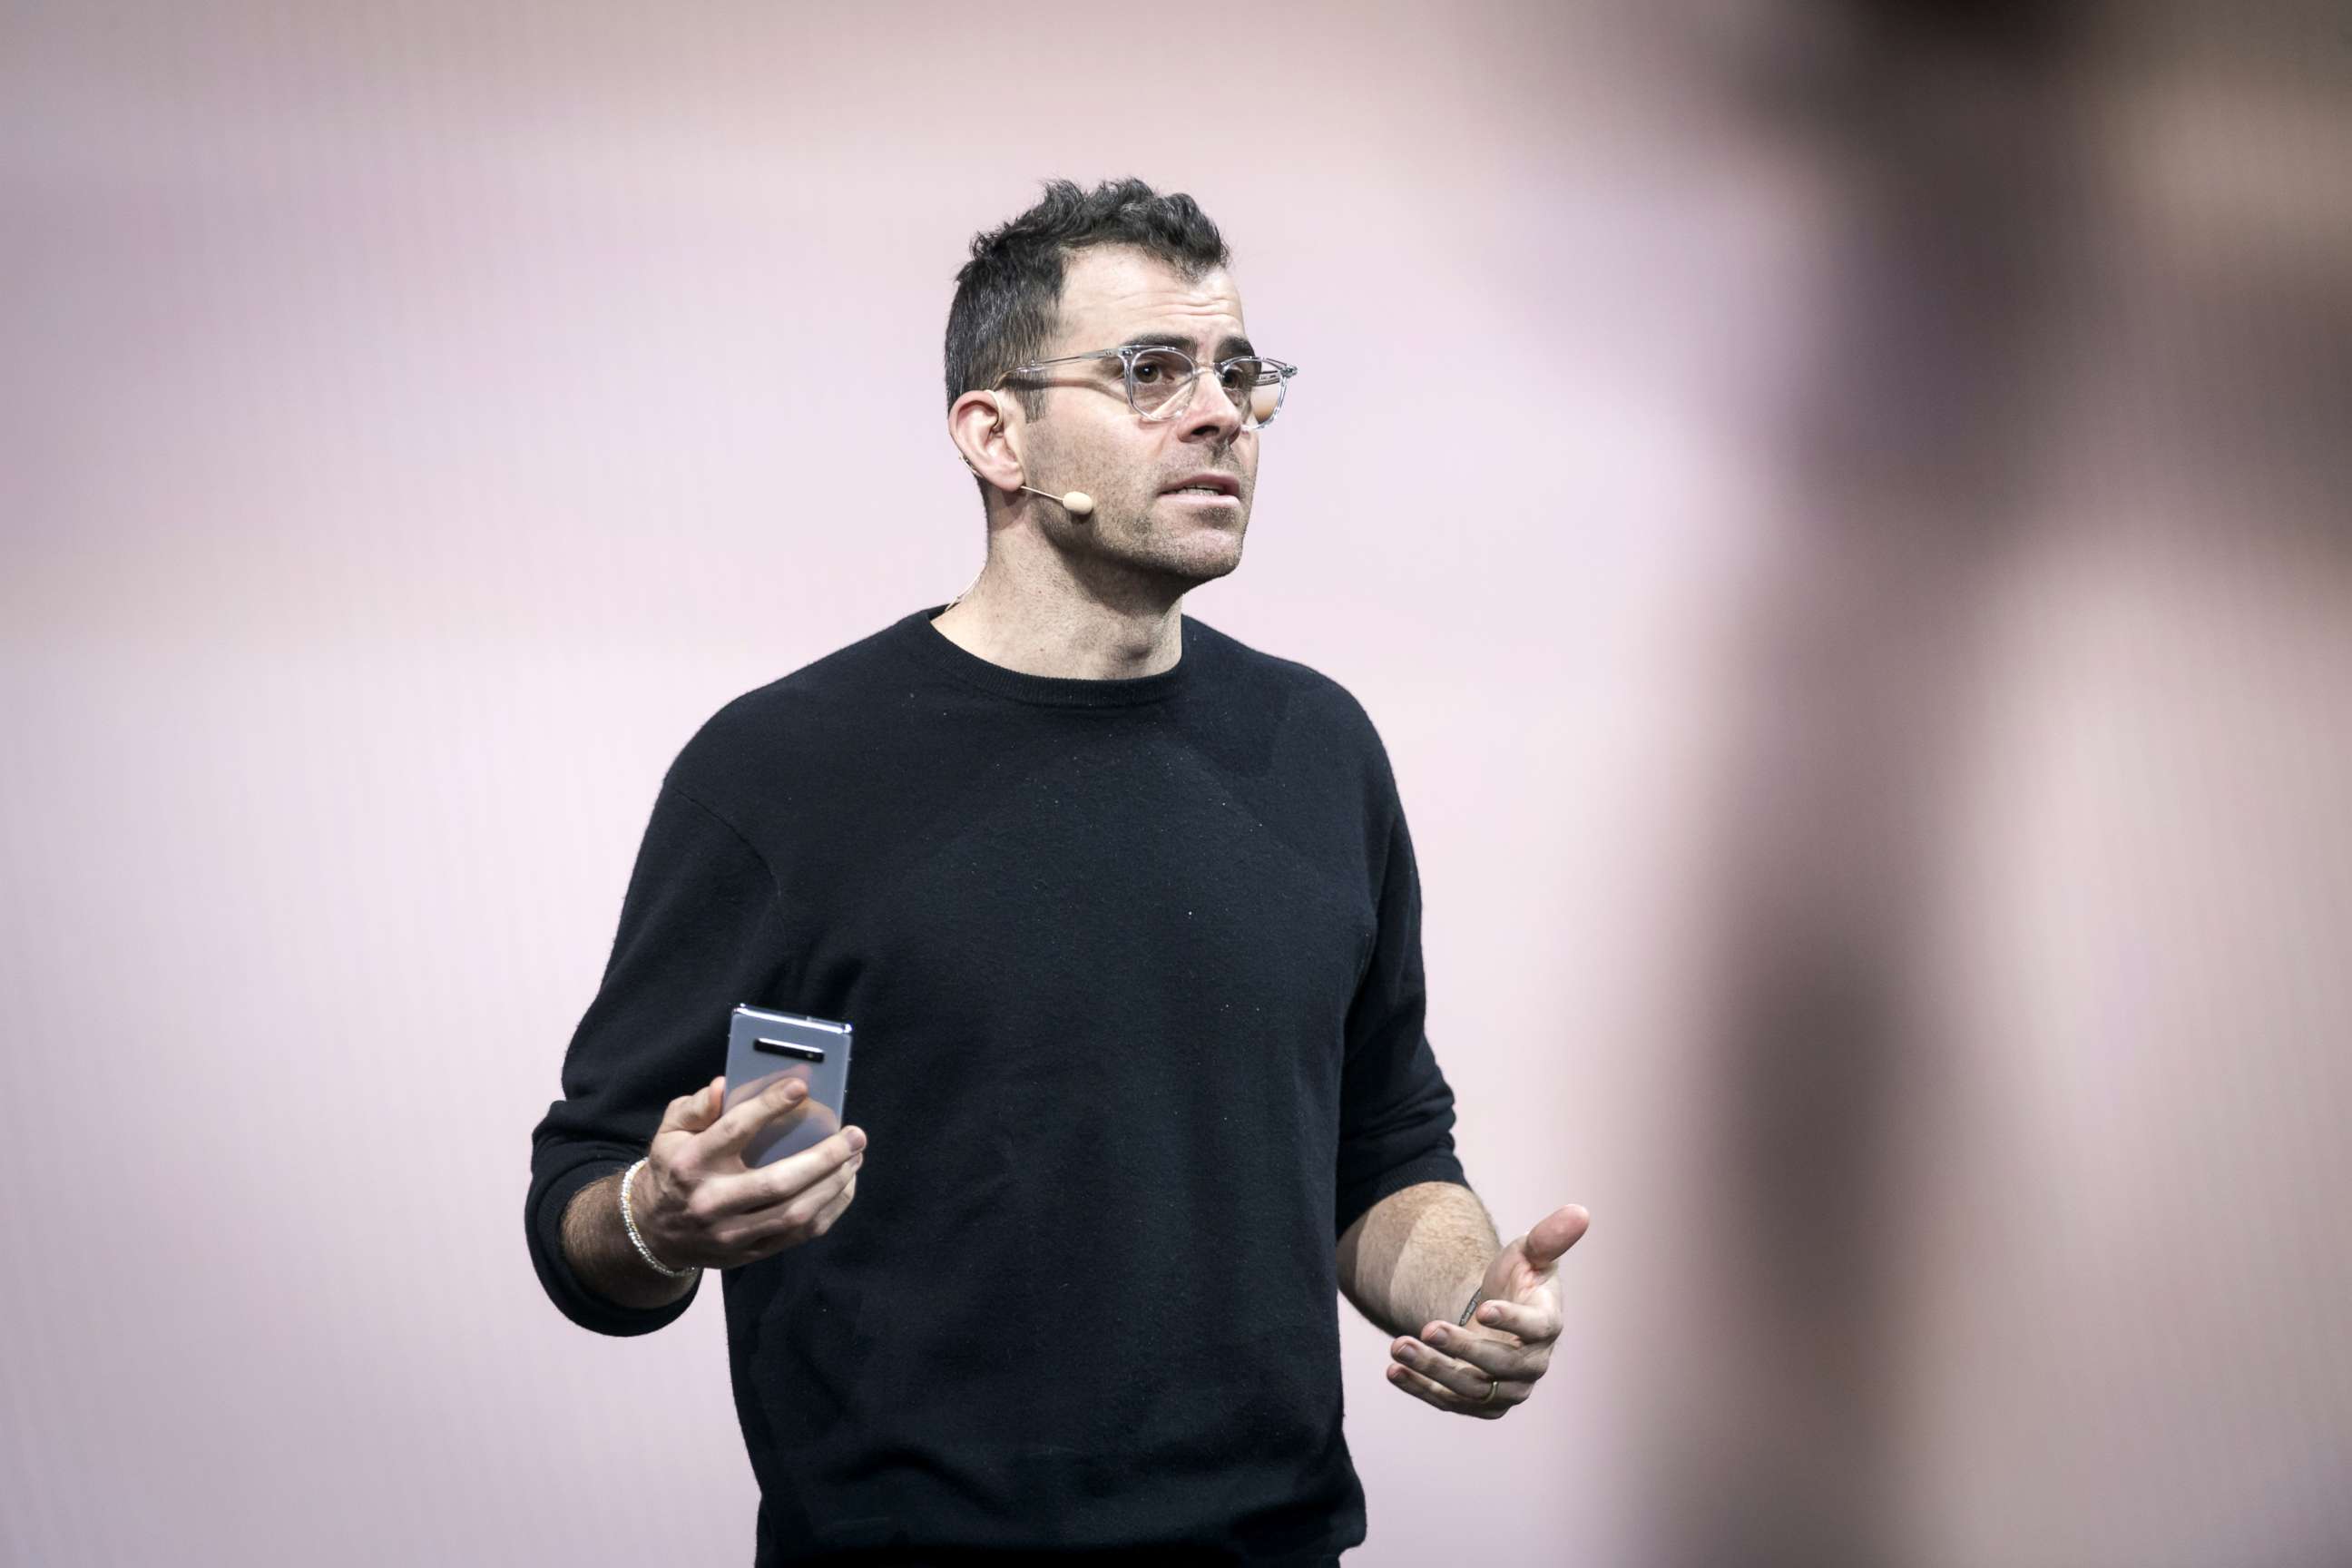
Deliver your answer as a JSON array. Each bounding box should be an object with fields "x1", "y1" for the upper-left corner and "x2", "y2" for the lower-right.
[{"x1": 1161, "y1": 473, "x2": 1242, "y2": 500}]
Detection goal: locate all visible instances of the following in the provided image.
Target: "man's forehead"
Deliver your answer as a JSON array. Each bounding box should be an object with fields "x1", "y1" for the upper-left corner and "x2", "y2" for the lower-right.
[{"x1": 1054, "y1": 246, "x2": 1247, "y2": 354}]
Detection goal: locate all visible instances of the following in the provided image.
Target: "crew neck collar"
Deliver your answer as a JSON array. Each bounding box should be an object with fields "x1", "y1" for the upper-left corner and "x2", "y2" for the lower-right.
[{"x1": 889, "y1": 604, "x2": 1198, "y2": 709}]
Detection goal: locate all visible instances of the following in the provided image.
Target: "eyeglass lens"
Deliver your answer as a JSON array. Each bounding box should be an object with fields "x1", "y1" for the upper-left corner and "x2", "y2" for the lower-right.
[{"x1": 1127, "y1": 348, "x2": 1285, "y2": 427}]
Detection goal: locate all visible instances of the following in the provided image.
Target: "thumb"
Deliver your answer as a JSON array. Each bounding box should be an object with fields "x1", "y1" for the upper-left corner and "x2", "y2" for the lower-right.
[
  {"x1": 1521, "y1": 1204, "x2": 1592, "y2": 1273},
  {"x1": 658, "y1": 1074, "x2": 728, "y2": 1137}
]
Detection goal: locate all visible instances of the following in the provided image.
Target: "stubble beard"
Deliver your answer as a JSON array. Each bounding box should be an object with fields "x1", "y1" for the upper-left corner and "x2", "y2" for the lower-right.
[{"x1": 1042, "y1": 442, "x2": 1250, "y2": 593}]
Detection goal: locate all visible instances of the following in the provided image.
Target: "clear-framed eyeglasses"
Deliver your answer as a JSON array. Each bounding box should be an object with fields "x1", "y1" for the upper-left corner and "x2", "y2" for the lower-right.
[{"x1": 992, "y1": 345, "x2": 1299, "y2": 430}]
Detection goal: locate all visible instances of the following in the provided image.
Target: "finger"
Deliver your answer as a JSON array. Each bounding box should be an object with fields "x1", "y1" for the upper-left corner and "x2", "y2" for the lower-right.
[
  {"x1": 775, "y1": 1157, "x2": 857, "y2": 1232},
  {"x1": 698, "y1": 1073, "x2": 813, "y2": 1161},
  {"x1": 807, "y1": 1171, "x2": 858, "y2": 1237},
  {"x1": 1418, "y1": 1323, "x2": 1547, "y2": 1384},
  {"x1": 1467, "y1": 1297, "x2": 1560, "y2": 1345},
  {"x1": 1521, "y1": 1204, "x2": 1591, "y2": 1271},
  {"x1": 737, "y1": 1156, "x2": 858, "y2": 1250},
  {"x1": 1385, "y1": 1358, "x2": 1507, "y2": 1419},
  {"x1": 708, "y1": 1126, "x2": 868, "y2": 1219},
  {"x1": 1392, "y1": 1336, "x2": 1506, "y2": 1405}
]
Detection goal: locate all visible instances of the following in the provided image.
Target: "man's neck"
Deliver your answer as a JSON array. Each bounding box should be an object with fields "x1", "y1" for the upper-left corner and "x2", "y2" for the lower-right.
[{"x1": 929, "y1": 578, "x2": 1184, "y2": 681}]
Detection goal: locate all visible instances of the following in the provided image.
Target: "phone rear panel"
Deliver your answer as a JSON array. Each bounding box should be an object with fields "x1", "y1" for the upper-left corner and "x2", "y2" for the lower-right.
[{"x1": 723, "y1": 1004, "x2": 853, "y2": 1167}]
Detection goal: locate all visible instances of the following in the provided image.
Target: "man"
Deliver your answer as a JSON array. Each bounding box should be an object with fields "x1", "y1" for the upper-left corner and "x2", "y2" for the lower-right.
[{"x1": 525, "y1": 177, "x2": 1588, "y2": 1566}]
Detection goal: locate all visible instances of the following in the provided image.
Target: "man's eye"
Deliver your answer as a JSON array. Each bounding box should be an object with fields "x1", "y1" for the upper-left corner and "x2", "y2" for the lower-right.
[{"x1": 1130, "y1": 349, "x2": 1191, "y2": 386}]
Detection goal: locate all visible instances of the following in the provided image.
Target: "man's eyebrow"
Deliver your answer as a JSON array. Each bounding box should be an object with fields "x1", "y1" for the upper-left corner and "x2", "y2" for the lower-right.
[{"x1": 1122, "y1": 330, "x2": 1258, "y2": 360}]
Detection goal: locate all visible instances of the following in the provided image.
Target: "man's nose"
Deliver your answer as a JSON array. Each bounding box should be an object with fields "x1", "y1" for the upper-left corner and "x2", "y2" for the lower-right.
[{"x1": 1175, "y1": 368, "x2": 1246, "y2": 437}]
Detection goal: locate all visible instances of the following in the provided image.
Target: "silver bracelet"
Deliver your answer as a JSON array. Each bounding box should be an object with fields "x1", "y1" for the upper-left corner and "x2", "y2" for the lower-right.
[{"x1": 620, "y1": 1158, "x2": 698, "y2": 1279}]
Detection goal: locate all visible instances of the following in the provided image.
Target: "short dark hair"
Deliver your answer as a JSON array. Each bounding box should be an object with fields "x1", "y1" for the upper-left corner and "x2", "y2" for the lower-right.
[{"x1": 945, "y1": 177, "x2": 1231, "y2": 424}]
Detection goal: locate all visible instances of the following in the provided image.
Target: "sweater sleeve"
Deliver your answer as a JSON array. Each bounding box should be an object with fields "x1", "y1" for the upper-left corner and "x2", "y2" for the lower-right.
[
  {"x1": 524, "y1": 778, "x2": 789, "y2": 1336},
  {"x1": 1332, "y1": 802, "x2": 1471, "y2": 1241}
]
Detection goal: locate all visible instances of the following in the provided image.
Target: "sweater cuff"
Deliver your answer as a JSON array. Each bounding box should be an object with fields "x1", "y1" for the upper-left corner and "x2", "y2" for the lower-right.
[
  {"x1": 526, "y1": 1156, "x2": 702, "y2": 1338},
  {"x1": 1333, "y1": 1150, "x2": 1471, "y2": 1243}
]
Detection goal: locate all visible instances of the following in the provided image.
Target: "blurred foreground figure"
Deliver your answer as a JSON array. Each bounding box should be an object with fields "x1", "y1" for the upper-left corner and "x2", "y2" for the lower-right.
[{"x1": 1644, "y1": 3, "x2": 2352, "y2": 1564}]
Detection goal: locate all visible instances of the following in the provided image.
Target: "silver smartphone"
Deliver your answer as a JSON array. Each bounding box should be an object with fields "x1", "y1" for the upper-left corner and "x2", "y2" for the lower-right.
[{"x1": 723, "y1": 1004, "x2": 853, "y2": 1168}]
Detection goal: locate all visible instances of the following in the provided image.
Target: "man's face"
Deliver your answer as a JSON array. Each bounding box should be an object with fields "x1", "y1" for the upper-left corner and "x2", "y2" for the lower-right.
[{"x1": 1013, "y1": 245, "x2": 1259, "y2": 592}]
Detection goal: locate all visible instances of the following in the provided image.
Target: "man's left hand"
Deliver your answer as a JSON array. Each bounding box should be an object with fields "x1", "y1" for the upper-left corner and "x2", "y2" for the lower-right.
[{"x1": 1385, "y1": 1203, "x2": 1589, "y2": 1419}]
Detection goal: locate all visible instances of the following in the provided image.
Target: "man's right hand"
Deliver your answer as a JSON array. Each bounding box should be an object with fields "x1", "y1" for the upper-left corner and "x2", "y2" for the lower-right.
[{"x1": 628, "y1": 1075, "x2": 867, "y2": 1270}]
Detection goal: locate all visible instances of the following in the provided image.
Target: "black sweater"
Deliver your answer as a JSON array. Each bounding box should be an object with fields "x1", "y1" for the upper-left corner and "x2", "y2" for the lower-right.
[{"x1": 524, "y1": 604, "x2": 1469, "y2": 1565}]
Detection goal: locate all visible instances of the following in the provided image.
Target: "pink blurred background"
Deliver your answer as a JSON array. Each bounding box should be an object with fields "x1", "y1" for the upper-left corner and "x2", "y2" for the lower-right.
[{"x1": 5, "y1": 3, "x2": 2347, "y2": 1564}]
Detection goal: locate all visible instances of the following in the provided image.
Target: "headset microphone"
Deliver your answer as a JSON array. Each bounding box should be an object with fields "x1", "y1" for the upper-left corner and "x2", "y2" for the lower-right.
[
  {"x1": 1018, "y1": 485, "x2": 1095, "y2": 517},
  {"x1": 958, "y1": 432, "x2": 1093, "y2": 517}
]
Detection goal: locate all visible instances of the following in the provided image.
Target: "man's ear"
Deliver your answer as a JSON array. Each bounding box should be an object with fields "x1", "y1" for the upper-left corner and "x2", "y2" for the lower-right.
[{"x1": 949, "y1": 389, "x2": 1022, "y2": 494}]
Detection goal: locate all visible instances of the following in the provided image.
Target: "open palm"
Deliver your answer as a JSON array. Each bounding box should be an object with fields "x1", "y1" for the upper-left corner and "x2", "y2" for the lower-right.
[{"x1": 1387, "y1": 1203, "x2": 1589, "y2": 1418}]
